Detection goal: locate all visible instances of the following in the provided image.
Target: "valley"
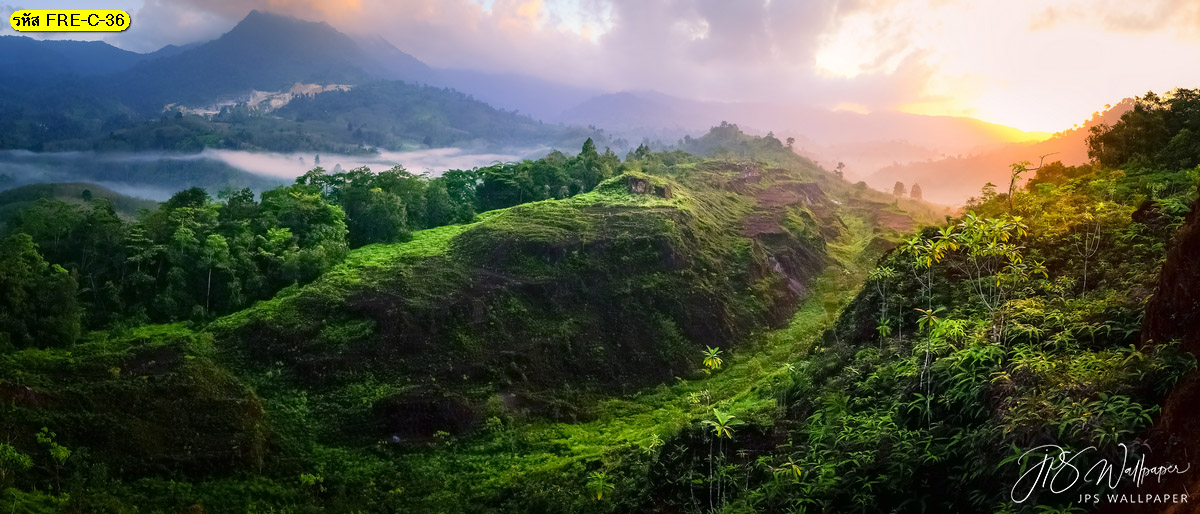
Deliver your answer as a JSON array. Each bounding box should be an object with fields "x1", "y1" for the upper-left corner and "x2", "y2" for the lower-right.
[{"x1": 2, "y1": 4, "x2": 1200, "y2": 514}]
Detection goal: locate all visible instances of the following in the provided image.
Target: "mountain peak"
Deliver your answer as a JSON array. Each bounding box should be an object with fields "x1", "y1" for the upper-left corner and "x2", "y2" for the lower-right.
[{"x1": 228, "y1": 9, "x2": 333, "y2": 35}]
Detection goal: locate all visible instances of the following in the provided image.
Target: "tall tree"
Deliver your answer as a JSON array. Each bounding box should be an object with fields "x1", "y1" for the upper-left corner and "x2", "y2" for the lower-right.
[{"x1": 0, "y1": 234, "x2": 80, "y2": 350}]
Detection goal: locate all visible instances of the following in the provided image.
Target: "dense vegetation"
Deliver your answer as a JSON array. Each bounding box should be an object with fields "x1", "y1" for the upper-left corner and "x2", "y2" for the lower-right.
[
  {"x1": 0, "y1": 125, "x2": 947, "y2": 511},
  {"x1": 641, "y1": 90, "x2": 1198, "y2": 513},
  {"x1": 0, "y1": 139, "x2": 626, "y2": 339},
  {"x1": 0, "y1": 183, "x2": 158, "y2": 228},
  {"x1": 1088, "y1": 89, "x2": 1200, "y2": 171},
  {"x1": 712, "y1": 151, "x2": 1198, "y2": 512},
  {"x1": 2, "y1": 85, "x2": 1197, "y2": 513}
]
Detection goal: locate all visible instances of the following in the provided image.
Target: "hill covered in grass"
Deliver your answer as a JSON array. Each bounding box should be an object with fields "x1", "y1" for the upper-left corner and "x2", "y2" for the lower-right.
[
  {"x1": 0, "y1": 138, "x2": 948, "y2": 510},
  {"x1": 0, "y1": 182, "x2": 157, "y2": 227}
]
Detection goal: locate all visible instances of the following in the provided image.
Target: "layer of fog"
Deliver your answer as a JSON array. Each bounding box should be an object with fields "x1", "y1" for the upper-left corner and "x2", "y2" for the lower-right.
[
  {"x1": 0, "y1": 148, "x2": 530, "y2": 201},
  {"x1": 207, "y1": 147, "x2": 527, "y2": 181}
]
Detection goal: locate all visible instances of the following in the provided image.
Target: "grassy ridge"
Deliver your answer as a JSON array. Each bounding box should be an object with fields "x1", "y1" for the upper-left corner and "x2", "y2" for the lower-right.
[
  {"x1": 389, "y1": 204, "x2": 892, "y2": 512},
  {"x1": 0, "y1": 155, "x2": 944, "y2": 512}
]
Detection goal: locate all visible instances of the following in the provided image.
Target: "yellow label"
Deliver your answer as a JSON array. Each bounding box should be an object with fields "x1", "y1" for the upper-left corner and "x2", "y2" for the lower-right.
[{"x1": 9, "y1": 10, "x2": 130, "y2": 32}]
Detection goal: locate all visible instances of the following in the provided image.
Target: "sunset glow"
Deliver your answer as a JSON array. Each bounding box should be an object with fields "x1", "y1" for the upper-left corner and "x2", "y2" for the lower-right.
[{"x1": 7, "y1": 0, "x2": 1199, "y2": 134}]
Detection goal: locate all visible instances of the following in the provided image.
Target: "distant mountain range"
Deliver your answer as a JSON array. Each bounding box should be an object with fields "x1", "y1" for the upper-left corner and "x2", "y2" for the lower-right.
[
  {"x1": 0, "y1": 11, "x2": 598, "y2": 155},
  {"x1": 0, "y1": 35, "x2": 193, "y2": 77},
  {"x1": 865, "y1": 99, "x2": 1133, "y2": 205},
  {"x1": 0, "y1": 9, "x2": 1112, "y2": 204},
  {"x1": 0, "y1": 11, "x2": 584, "y2": 120},
  {"x1": 0, "y1": 11, "x2": 1046, "y2": 143},
  {"x1": 558, "y1": 90, "x2": 1049, "y2": 153}
]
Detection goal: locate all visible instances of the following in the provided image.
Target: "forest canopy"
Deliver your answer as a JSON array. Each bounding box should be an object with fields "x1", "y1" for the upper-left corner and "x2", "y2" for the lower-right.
[{"x1": 0, "y1": 138, "x2": 642, "y2": 344}]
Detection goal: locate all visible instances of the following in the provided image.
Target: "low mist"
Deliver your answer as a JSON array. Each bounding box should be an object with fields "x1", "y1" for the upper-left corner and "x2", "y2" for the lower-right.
[{"x1": 0, "y1": 147, "x2": 531, "y2": 201}]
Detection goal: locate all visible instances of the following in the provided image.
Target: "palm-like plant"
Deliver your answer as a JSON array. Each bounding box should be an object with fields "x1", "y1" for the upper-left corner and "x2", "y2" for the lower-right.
[
  {"x1": 915, "y1": 306, "x2": 945, "y2": 333},
  {"x1": 702, "y1": 346, "x2": 724, "y2": 371},
  {"x1": 702, "y1": 408, "x2": 745, "y2": 509},
  {"x1": 876, "y1": 319, "x2": 892, "y2": 339},
  {"x1": 703, "y1": 408, "x2": 744, "y2": 439},
  {"x1": 587, "y1": 471, "x2": 615, "y2": 500},
  {"x1": 869, "y1": 266, "x2": 897, "y2": 344}
]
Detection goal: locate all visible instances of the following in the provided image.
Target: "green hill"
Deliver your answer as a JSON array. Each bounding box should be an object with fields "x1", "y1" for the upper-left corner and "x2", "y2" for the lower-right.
[
  {"x1": 0, "y1": 182, "x2": 157, "y2": 228},
  {"x1": 0, "y1": 146, "x2": 947, "y2": 510}
]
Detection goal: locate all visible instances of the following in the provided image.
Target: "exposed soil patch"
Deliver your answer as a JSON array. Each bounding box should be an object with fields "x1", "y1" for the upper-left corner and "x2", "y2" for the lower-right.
[
  {"x1": 0, "y1": 383, "x2": 58, "y2": 408},
  {"x1": 755, "y1": 181, "x2": 829, "y2": 208},
  {"x1": 874, "y1": 210, "x2": 915, "y2": 232},
  {"x1": 743, "y1": 211, "x2": 785, "y2": 237}
]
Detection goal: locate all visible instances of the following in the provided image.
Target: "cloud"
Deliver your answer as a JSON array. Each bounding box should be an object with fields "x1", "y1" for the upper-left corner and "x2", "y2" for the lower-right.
[
  {"x1": 111, "y1": 0, "x2": 235, "y2": 51},
  {"x1": 1, "y1": 4, "x2": 20, "y2": 36},
  {"x1": 1097, "y1": 0, "x2": 1200, "y2": 37},
  {"x1": 1028, "y1": 0, "x2": 1200, "y2": 38},
  {"x1": 15, "y1": 0, "x2": 1198, "y2": 133},
  {"x1": 106, "y1": 0, "x2": 896, "y2": 109}
]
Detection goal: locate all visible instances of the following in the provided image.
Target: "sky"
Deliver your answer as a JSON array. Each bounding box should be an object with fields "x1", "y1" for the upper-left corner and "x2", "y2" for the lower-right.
[{"x1": 5, "y1": 0, "x2": 1200, "y2": 133}]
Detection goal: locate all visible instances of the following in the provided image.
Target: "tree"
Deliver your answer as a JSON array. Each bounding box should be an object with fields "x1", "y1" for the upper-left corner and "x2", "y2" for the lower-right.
[
  {"x1": 423, "y1": 181, "x2": 456, "y2": 227},
  {"x1": 836, "y1": 161, "x2": 845, "y2": 179},
  {"x1": 0, "y1": 443, "x2": 33, "y2": 487},
  {"x1": 893, "y1": 181, "x2": 907, "y2": 197},
  {"x1": 439, "y1": 170, "x2": 479, "y2": 223},
  {"x1": 786, "y1": 136, "x2": 795, "y2": 148},
  {"x1": 218, "y1": 187, "x2": 258, "y2": 225},
  {"x1": 200, "y1": 234, "x2": 232, "y2": 314},
  {"x1": 36, "y1": 427, "x2": 70, "y2": 491},
  {"x1": 869, "y1": 266, "x2": 897, "y2": 343},
  {"x1": 910, "y1": 183, "x2": 923, "y2": 200},
  {"x1": 0, "y1": 233, "x2": 81, "y2": 350},
  {"x1": 478, "y1": 161, "x2": 535, "y2": 211},
  {"x1": 342, "y1": 185, "x2": 409, "y2": 247},
  {"x1": 1086, "y1": 89, "x2": 1200, "y2": 169},
  {"x1": 375, "y1": 165, "x2": 428, "y2": 229},
  {"x1": 165, "y1": 187, "x2": 211, "y2": 210},
  {"x1": 702, "y1": 408, "x2": 745, "y2": 509},
  {"x1": 945, "y1": 213, "x2": 1045, "y2": 341},
  {"x1": 572, "y1": 138, "x2": 608, "y2": 191},
  {"x1": 258, "y1": 185, "x2": 348, "y2": 284},
  {"x1": 8, "y1": 199, "x2": 84, "y2": 262},
  {"x1": 1006, "y1": 155, "x2": 1055, "y2": 211}
]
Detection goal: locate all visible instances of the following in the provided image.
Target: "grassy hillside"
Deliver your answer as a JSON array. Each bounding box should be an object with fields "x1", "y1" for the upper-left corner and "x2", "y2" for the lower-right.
[
  {"x1": 0, "y1": 150, "x2": 946, "y2": 511},
  {"x1": 209, "y1": 164, "x2": 832, "y2": 434},
  {"x1": 0, "y1": 182, "x2": 157, "y2": 227}
]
